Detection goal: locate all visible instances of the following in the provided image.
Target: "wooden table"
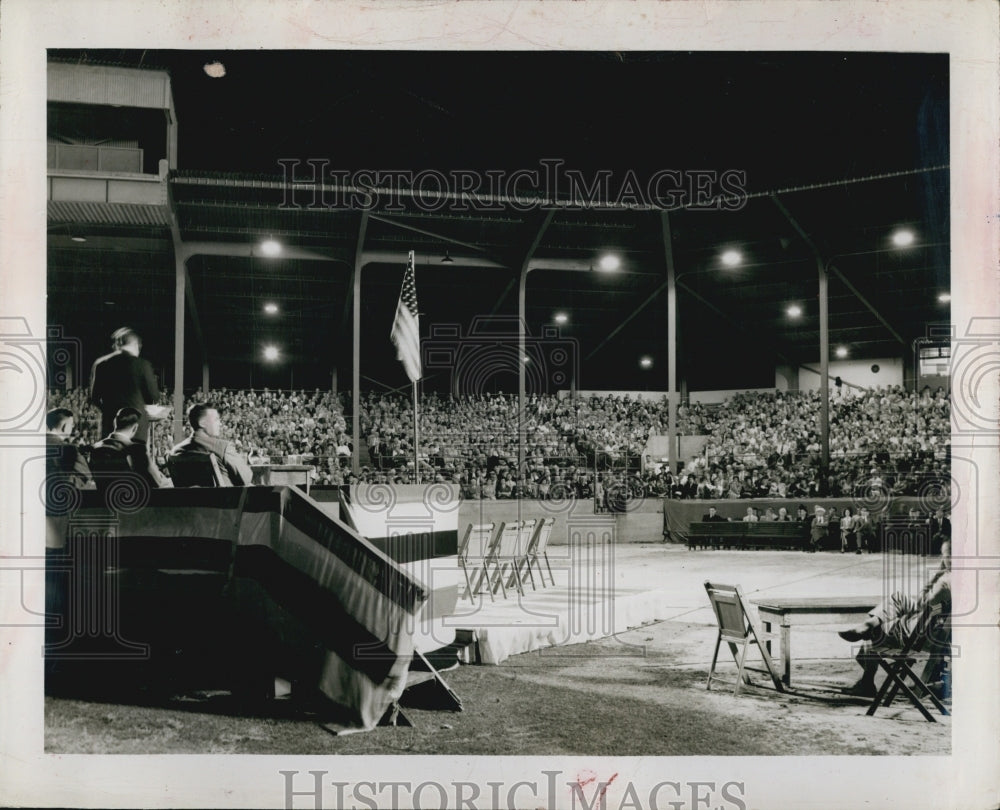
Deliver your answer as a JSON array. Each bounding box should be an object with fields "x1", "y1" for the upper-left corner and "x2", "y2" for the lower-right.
[{"x1": 749, "y1": 595, "x2": 880, "y2": 686}]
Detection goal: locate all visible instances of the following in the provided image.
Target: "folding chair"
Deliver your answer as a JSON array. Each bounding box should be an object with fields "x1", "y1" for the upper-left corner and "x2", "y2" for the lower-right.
[
  {"x1": 167, "y1": 453, "x2": 227, "y2": 487},
  {"x1": 486, "y1": 521, "x2": 527, "y2": 599},
  {"x1": 458, "y1": 522, "x2": 495, "y2": 602},
  {"x1": 504, "y1": 518, "x2": 538, "y2": 591},
  {"x1": 470, "y1": 522, "x2": 506, "y2": 602},
  {"x1": 866, "y1": 602, "x2": 951, "y2": 722},
  {"x1": 704, "y1": 581, "x2": 785, "y2": 695},
  {"x1": 515, "y1": 516, "x2": 556, "y2": 589}
]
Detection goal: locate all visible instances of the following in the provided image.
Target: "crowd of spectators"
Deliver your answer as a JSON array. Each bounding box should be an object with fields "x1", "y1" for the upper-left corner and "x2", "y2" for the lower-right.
[
  {"x1": 46, "y1": 384, "x2": 950, "y2": 503},
  {"x1": 674, "y1": 387, "x2": 950, "y2": 502}
]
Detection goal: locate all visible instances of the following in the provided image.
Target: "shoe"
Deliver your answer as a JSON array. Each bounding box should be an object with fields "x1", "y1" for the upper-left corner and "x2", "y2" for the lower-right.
[
  {"x1": 838, "y1": 627, "x2": 874, "y2": 642},
  {"x1": 841, "y1": 681, "x2": 878, "y2": 698},
  {"x1": 855, "y1": 550, "x2": 862, "y2": 554}
]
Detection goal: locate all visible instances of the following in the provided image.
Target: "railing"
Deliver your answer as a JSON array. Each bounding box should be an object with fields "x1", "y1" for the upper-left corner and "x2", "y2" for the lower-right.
[{"x1": 47, "y1": 143, "x2": 144, "y2": 173}]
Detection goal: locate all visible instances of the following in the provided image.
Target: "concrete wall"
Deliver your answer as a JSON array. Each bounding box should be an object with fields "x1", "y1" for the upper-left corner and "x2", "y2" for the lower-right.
[
  {"x1": 564, "y1": 390, "x2": 668, "y2": 401},
  {"x1": 775, "y1": 365, "x2": 798, "y2": 391},
  {"x1": 798, "y1": 357, "x2": 903, "y2": 391},
  {"x1": 688, "y1": 387, "x2": 778, "y2": 404}
]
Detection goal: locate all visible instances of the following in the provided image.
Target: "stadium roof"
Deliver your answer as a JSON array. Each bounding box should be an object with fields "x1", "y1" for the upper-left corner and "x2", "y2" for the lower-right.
[{"x1": 47, "y1": 50, "x2": 950, "y2": 394}]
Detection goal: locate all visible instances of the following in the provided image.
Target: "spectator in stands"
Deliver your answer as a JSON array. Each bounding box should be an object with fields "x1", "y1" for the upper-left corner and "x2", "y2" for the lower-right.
[
  {"x1": 776, "y1": 507, "x2": 791, "y2": 521},
  {"x1": 90, "y1": 407, "x2": 170, "y2": 491},
  {"x1": 699, "y1": 504, "x2": 728, "y2": 550},
  {"x1": 838, "y1": 541, "x2": 951, "y2": 698},
  {"x1": 46, "y1": 407, "x2": 94, "y2": 496},
  {"x1": 930, "y1": 508, "x2": 950, "y2": 556},
  {"x1": 47, "y1": 385, "x2": 950, "y2": 503},
  {"x1": 169, "y1": 403, "x2": 252, "y2": 486},
  {"x1": 702, "y1": 505, "x2": 728, "y2": 523},
  {"x1": 743, "y1": 506, "x2": 759, "y2": 522},
  {"x1": 856, "y1": 507, "x2": 876, "y2": 553},
  {"x1": 839, "y1": 507, "x2": 858, "y2": 553},
  {"x1": 809, "y1": 506, "x2": 828, "y2": 552},
  {"x1": 827, "y1": 506, "x2": 841, "y2": 548}
]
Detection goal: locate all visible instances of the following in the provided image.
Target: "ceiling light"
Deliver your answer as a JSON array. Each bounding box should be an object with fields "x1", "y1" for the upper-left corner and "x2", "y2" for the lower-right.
[
  {"x1": 640, "y1": 356, "x2": 653, "y2": 369},
  {"x1": 522, "y1": 355, "x2": 530, "y2": 364},
  {"x1": 598, "y1": 254, "x2": 621, "y2": 272},
  {"x1": 260, "y1": 239, "x2": 281, "y2": 257},
  {"x1": 786, "y1": 304, "x2": 802, "y2": 318},
  {"x1": 441, "y1": 251, "x2": 454, "y2": 263},
  {"x1": 720, "y1": 249, "x2": 742, "y2": 267},
  {"x1": 263, "y1": 302, "x2": 279, "y2": 315},
  {"x1": 835, "y1": 346, "x2": 848, "y2": 359},
  {"x1": 554, "y1": 312, "x2": 568, "y2": 324},
  {"x1": 891, "y1": 229, "x2": 915, "y2": 247},
  {"x1": 71, "y1": 236, "x2": 87, "y2": 243},
  {"x1": 937, "y1": 292, "x2": 951, "y2": 303},
  {"x1": 203, "y1": 61, "x2": 226, "y2": 78},
  {"x1": 263, "y1": 345, "x2": 280, "y2": 361}
]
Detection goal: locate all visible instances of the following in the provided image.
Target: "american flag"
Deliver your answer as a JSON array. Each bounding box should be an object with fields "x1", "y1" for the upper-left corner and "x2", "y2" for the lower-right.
[{"x1": 390, "y1": 251, "x2": 422, "y2": 382}]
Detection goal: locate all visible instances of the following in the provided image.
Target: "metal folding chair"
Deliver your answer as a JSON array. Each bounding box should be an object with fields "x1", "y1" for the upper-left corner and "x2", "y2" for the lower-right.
[
  {"x1": 486, "y1": 521, "x2": 526, "y2": 599},
  {"x1": 704, "y1": 581, "x2": 785, "y2": 695},
  {"x1": 471, "y1": 521, "x2": 507, "y2": 602},
  {"x1": 458, "y1": 522, "x2": 496, "y2": 602},
  {"x1": 515, "y1": 516, "x2": 556, "y2": 589},
  {"x1": 503, "y1": 518, "x2": 538, "y2": 592}
]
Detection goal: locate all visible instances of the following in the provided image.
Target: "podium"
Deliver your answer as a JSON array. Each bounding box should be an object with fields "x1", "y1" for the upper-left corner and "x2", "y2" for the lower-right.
[{"x1": 250, "y1": 464, "x2": 312, "y2": 494}]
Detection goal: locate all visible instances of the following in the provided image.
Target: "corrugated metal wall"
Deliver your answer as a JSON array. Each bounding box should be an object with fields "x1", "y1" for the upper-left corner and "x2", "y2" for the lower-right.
[{"x1": 48, "y1": 62, "x2": 171, "y2": 110}]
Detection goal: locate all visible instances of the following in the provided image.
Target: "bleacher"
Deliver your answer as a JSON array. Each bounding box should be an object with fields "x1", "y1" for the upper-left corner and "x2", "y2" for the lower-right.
[{"x1": 47, "y1": 386, "x2": 950, "y2": 503}]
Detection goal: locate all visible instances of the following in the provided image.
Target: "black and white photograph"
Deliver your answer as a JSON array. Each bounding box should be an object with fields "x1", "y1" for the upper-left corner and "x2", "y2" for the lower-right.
[{"x1": 1, "y1": 1, "x2": 998, "y2": 808}]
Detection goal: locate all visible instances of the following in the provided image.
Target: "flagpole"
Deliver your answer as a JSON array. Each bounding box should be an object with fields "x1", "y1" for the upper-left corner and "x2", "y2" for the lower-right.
[
  {"x1": 413, "y1": 377, "x2": 420, "y2": 485},
  {"x1": 411, "y1": 250, "x2": 420, "y2": 485}
]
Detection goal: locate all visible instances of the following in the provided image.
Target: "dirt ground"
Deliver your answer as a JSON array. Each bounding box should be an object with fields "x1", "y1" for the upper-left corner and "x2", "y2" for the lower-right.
[{"x1": 45, "y1": 612, "x2": 950, "y2": 756}]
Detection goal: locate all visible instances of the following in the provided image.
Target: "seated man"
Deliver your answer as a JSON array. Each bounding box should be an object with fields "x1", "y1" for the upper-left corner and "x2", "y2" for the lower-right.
[
  {"x1": 808, "y1": 506, "x2": 829, "y2": 552},
  {"x1": 698, "y1": 505, "x2": 728, "y2": 549},
  {"x1": 44, "y1": 407, "x2": 95, "y2": 663},
  {"x1": 169, "y1": 403, "x2": 252, "y2": 486},
  {"x1": 45, "y1": 407, "x2": 95, "y2": 498},
  {"x1": 90, "y1": 407, "x2": 171, "y2": 491},
  {"x1": 837, "y1": 541, "x2": 951, "y2": 697}
]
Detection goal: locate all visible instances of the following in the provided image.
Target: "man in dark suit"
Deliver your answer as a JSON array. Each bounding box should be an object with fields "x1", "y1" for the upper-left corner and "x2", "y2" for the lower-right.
[
  {"x1": 89, "y1": 327, "x2": 161, "y2": 442},
  {"x1": 929, "y1": 508, "x2": 951, "y2": 556},
  {"x1": 698, "y1": 505, "x2": 728, "y2": 549},
  {"x1": 90, "y1": 407, "x2": 170, "y2": 493},
  {"x1": 169, "y1": 403, "x2": 252, "y2": 487},
  {"x1": 45, "y1": 407, "x2": 94, "y2": 499}
]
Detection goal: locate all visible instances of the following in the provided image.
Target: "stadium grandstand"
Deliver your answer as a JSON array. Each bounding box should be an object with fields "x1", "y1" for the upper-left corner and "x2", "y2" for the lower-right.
[{"x1": 35, "y1": 46, "x2": 973, "y2": 758}]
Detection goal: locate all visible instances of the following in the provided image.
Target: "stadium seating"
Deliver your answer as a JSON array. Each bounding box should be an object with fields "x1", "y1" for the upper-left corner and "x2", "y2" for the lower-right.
[{"x1": 47, "y1": 386, "x2": 950, "y2": 503}]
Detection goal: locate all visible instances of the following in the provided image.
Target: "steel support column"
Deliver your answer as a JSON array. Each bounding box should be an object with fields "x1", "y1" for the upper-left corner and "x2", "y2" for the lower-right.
[
  {"x1": 516, "y1": 211, "x2": 555, "y2": 475},
  {"x1": 819, "y1": 257, "x2": 830, "y2": 485},
  {"x1": 172, "y1": 254, "x2": 186, "y2": 444},
  {"x1": 351, "y1": 213, "x2": 369, "y2": 476},
  {"x1": 662, "y1": 211, "x2": 678, "y2": 472}
]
